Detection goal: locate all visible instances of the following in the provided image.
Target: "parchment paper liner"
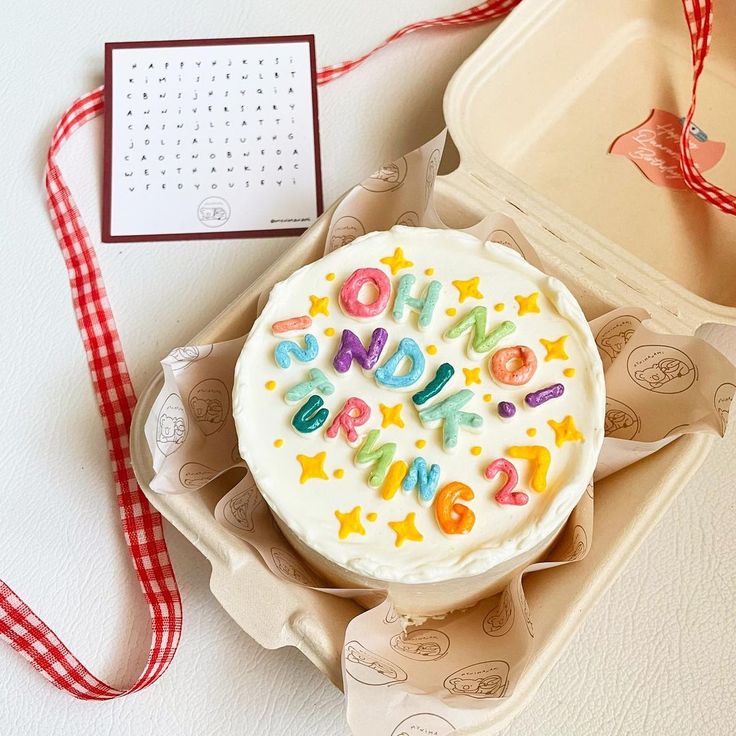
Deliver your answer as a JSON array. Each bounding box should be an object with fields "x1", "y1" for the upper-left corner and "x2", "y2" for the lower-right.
[{"x1": 143, "y1": 132, "x2": 736, "y2": 735}]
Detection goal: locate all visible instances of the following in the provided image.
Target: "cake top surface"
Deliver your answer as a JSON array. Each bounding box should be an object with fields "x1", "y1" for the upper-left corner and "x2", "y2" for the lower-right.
[{"x1": 233, "y1": 227, "x2": 605, "y2": 583}]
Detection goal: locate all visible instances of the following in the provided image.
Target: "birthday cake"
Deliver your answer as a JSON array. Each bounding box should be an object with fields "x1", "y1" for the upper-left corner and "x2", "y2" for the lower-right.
[{"x1": 233, "y1": 227, "x2": 605, "y2": 617}]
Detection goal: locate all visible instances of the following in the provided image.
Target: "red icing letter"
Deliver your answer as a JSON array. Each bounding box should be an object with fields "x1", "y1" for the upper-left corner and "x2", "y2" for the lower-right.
[{"x1": 326, "y1": 397, "x2": 371, "y2": 443}]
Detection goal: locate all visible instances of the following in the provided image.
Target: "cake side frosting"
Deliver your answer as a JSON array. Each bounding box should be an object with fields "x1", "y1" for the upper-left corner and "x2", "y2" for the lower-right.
[{"x1": 233, "y1": 227, "x2": 605, "y2": 584}]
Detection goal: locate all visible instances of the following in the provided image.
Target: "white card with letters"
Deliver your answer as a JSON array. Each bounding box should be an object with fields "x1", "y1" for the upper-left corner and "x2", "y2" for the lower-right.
[{"x1": 103, "y1": 36, "x2": 322, "y2": 242}]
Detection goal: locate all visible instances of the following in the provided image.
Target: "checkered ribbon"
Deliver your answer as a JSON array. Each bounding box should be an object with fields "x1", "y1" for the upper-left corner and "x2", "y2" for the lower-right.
[
  {"x1": 680, "y1": 0, "x2": 735, "y2": 214},
  {"x1": 0, "y1": 1, "x2": 517, "y2": 700}
]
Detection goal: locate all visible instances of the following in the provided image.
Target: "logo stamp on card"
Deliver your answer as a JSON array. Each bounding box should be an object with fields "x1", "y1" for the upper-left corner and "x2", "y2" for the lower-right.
[
  {"x1": 390, "y1": 713, "x2": 455, "y2": 736},
  {"x1": 604, "y1": 397, "x2": 641, "y2": 440},
  {"x1": 344, "y1": 640, "x2": 407, "y2": 686},
  {"x1": 390, "y1": 629, "x2": 450, "y2": 661},
  {"x1": 482, "y1": 587, "x2": 515, "y2": 637}
]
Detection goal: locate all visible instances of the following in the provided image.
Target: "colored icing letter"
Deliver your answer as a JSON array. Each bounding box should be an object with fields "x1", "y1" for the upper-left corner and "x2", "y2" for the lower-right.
[
  {"x1": 418, "y1": 389, "x2": 484, "y2": 452},
  {"x1": 381, "y1": 460, "x2": 408, "y2": 500},
  {"x1": 444, "y1": 307, "x2": 516, "y2": 356},
  {"x1": 392, "y1": 274, "x2": 442, "y2": 329},
  {"x1": 412, "y1": 363, "x2": 455, "y2": 406},
  {"x1": 271, "y1": 315, "x2": 312, "y2": 335},
  {"x1": 375, "y1": 337, "x2": 426, "y2": 389},
  {"x1": 274, "y1": 333, "x2": 319, "y2": 369},
  {"x1": 333, "y1": 328, "x2": 388, "y2": 373},
  {"x1": 525, "y1": 383, "x2": 564, "y2": 408},
  {"x1": 326, "y1": 397, "x2": 371, "y2": 444},
  {"x1": 435, "y1": 482, "x2": 476, "y2": 534},
  {"x1": 291, "y1": 395, "x2": 329, "y2": 434},
  {"x1": 491, "y1": 345, "x2": 537, "y2": 386},
  {"x1": 285, "y1": 368, "x2": 335, "y2": 404},
  {"x1": 339, "y1": 267, "x2": 391, "y2": 320},
  {"x1": 355, "y1": 429, "x2": 397, "y2": 487},
  {"x1": 402, "y1": 457, "x2": 442, "y2": 505},
  {"x1": 508, "y1": 445, "x2": 551, "y2": 492},
  {"x1": 484, "y1": 458, "x2": 528, "y2": 506}
]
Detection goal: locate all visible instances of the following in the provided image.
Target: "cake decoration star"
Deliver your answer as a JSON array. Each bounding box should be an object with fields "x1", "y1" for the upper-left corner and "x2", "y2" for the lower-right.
[
  {"x1": 335, "y1": 506, "x2": 366, "y2": 539},
  {"x1": 515, "y1": 292, "x2": 540, "y2": 316},
  {"x1": 452, "y1": 276, "x2": 484, "y2": 303},
  {"x1": 379, "y1": 402, "x2": 405, "y2": 429},
  {"x1": 462, "y1": 367, "x2": 482, "y2": 386},
  {"x1": 540, "y1": 335, "x2": 569, "y2": 361},
  {"x1": 548, "y1": 416, "x2": 585, "y2": 448},
  {"x1": 388, "y1": 512, "x2": 424, "y2": 548},
  {"x1": 380, "y1": 247, "x2": 414, "y2": 275},
  {"x1": 296, "y1": 451, "x2": 328, "y2": 484},
  {"x1": 308, "y1": 295, "x2": 330, "y2": 317}
]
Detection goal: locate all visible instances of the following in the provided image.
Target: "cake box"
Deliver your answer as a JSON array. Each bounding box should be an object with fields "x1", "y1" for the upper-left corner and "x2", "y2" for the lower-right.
[{"x1": 130, "y1": 0, "x2": 736, "y2": 731}]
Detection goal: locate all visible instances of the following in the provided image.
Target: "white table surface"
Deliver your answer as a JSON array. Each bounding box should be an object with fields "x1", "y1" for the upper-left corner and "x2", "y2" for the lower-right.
[{"x1": 1, "y1": 2, "x2": 735, "y2": 734}]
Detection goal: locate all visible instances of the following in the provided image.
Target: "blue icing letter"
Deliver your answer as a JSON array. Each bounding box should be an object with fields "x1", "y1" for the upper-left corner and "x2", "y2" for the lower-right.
[
  {"x1": 375, "y1": 337, "x2": 426, "y2": 389},
  {"x1": 418, "y1": 389, "x2": 484, "y2": 452},
  {"x1": 285, "y1": 368, "x2": 334, "y2": 404},
  {"x1": 392, "y1": 274, "x2": 442, "y2": 330},
  {"x1": 402, "y1": 457, "x2": 442, "y2": 505},
  {"x1": 291, "y1": 395, "x2": 329, "y2": 434},
  {"x1": 274, "y1": 333, "x2": 319, "y2": 369}
]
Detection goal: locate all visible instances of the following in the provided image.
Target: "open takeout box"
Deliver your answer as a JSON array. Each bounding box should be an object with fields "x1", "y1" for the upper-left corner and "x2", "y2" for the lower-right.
[{"x1": 130, "y1": 0, "x2": 736, "y2": 730}]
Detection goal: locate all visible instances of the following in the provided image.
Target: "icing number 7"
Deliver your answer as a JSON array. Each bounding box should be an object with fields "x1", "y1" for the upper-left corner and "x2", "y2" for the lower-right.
[{"x1": 484, "y1": 459, "x2": 529, "y2": 506}]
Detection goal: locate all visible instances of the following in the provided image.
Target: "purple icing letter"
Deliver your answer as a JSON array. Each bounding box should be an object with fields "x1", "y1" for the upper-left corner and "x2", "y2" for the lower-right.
[
  {"x1": 498, "y1": 401, "x2": 516, "y2": 419},
  {"x1": 333, "y1": 328, "x2": 389, "y2": 373},
  {"x1": 525, "y1": 383, "x2": 565, "y2": 408}
]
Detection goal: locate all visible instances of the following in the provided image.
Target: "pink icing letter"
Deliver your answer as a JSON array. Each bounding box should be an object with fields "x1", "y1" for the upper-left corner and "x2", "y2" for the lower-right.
[
  {"x1": 339, "y1": 268, "x2": 391, "y2": 319},
  {"x1": 326, "y1": 397, "x2": 371, "y2": 443}
]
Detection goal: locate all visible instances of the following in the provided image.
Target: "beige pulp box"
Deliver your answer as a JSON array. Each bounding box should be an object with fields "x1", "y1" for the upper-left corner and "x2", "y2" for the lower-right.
[{"x1": 130, "y1": 0, "x2": 736, "y2": 726}]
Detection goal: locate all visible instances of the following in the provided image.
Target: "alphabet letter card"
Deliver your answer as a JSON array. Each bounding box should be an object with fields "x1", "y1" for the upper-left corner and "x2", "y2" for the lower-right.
[{"x1": 103, "y1": 36, "x2": 323, "y2": 242}]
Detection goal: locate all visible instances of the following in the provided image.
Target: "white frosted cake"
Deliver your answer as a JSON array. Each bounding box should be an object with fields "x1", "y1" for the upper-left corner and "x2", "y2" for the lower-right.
[{"x1": 233, "y1": 227, "x2": 605, "y2": 617}]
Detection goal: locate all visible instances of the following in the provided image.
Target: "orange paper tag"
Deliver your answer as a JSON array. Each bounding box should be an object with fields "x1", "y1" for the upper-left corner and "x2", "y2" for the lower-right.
[{"x1": 610, "y1": 108, "x2": 724, "y2": 189}]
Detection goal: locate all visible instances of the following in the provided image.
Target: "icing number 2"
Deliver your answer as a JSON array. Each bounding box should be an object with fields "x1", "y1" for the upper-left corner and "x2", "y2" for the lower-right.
[{"x1": 484, "y1": 459, "x2": 529, "y2": 506}]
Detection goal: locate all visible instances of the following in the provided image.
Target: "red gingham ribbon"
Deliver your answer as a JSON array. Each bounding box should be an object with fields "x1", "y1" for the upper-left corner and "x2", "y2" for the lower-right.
[
  {"x1": 0, "y1": 1, "x2": 517, "y2": 700},
  {"x1": 679, "y1": 0, "x2": 736, "y2": 214}
]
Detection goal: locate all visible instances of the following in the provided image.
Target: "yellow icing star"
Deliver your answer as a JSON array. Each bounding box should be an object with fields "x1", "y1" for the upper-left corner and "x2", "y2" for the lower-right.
[
  {"x1": 452, "y1": 276, "x2": 484, "y2": 303},
  {"x1": 309, "y1": 295, "x2": 330, "y2": 317},
  {"x1": 296, "y1": 451, "x2": 328, "y2": 484},
  {"x1": 388, "y1": 512, "x2": 424, "y2": 547},
  {"x1": 463, "y1": 367, "x2": 481, "y2": 386},
  {"x1": 508, "y1": 445, "x2": 551, "y2": 492},
  {"x1": 548, "y1": 416, "x2": 585, "y2": 448},
  {"x1": 540, "y1": 335, "x2": 569, "y2": 361},
  {"x1": 515, "y1": 292, "x2": 540, "y2": 316},
  {"x1": 379, "y1": 402, "x2": 405, "y2": 429},
  {"x1": 335, "y1": 506, "x2": 366, "y2": 539},
  {"x1": 380, "y1": 247, "x2": 414, "y2": 275}
]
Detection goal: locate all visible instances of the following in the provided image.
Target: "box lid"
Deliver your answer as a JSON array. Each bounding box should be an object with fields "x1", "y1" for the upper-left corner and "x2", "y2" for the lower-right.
[{"x1": 443, "y1": 0, "x2": 736, "y2": 330}]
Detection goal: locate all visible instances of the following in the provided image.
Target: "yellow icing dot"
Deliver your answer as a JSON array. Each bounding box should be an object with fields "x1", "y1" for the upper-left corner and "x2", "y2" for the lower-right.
[
  {"x1": 388, "y1": 512, "x2": 424, "y2": 547},
  {"x1": 564, "y1": 367, "x2": 576, "y2": 377},
  {"x1": 265, "y1": 380, "x2": 277, "y2": 390},
  {"x1": 379, "y1": 403, "x2": 405, "y2": 429},
  {"x1": 494, "y1": 303, "x2": 505, "y2": 312},
  {"x1": 548, "y1": 416, "x2": 585, "y2": 448},
  {"x1": 446, "y1": 307, "x2": 457, "y2": 317},
  {"x1": 483, "y1": 393, "x2": 493, "y2": 403},
  {"x1": 452, "y1": 276, "x2": 484, "y2": 303},
  {"x1": 325, "y1": 272, "x2": 336, "y2": 281},
  {"x1": 526, "y1": 428, "x2": 537, "y2": 437},
  {"x1": 415, "y1": 439, "x2": 426, "y2": 449},
  {"x1": 335, "y1": 506, "x2": 365, "y2": 539},
  {"x1": 324, "y1": 327, "x2": 335, "y2": 337},
  {"x1": 366, "y1": 512, "x2": 378, "y2": 522},
  {"x1": 380, "y1": 247, "x2": 414, "y2": 275},
  {"x1": 381, "y1": 460, "x2": 408, "y2": 500},
  {"x1": 333, "y1": 468, "x2": 345, "y2": 479},
  {"x1": 515, "y1": 292, "x2": 540, "y2": 316},
  {"x1": 540, "y1": 335, "x2": 569, "y2": 361},
  {"x1": 296, "y1": 452, "x2": 328, "y2": 484},
  {"x1": 309, "y1": 295, "x2": 330, "y2": 317},
  {"x1": 424, "y1": 268, "x2": 435, "y2": 276},
  {"x1": 470, "y1": 446, "x2": 482, "y2": 456},
  {"x1": 463, "y1": 367, "x2": 481, "y2": 386},
  {"x1": 427, "y1": 344, "x2": 438, "y2": 355},
  {"x1": 508, "y1": 445, "x2": 551, "y2": 492},
  {"x1": 273, "y1": 438, "x2": 284, "y2": 448}
]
